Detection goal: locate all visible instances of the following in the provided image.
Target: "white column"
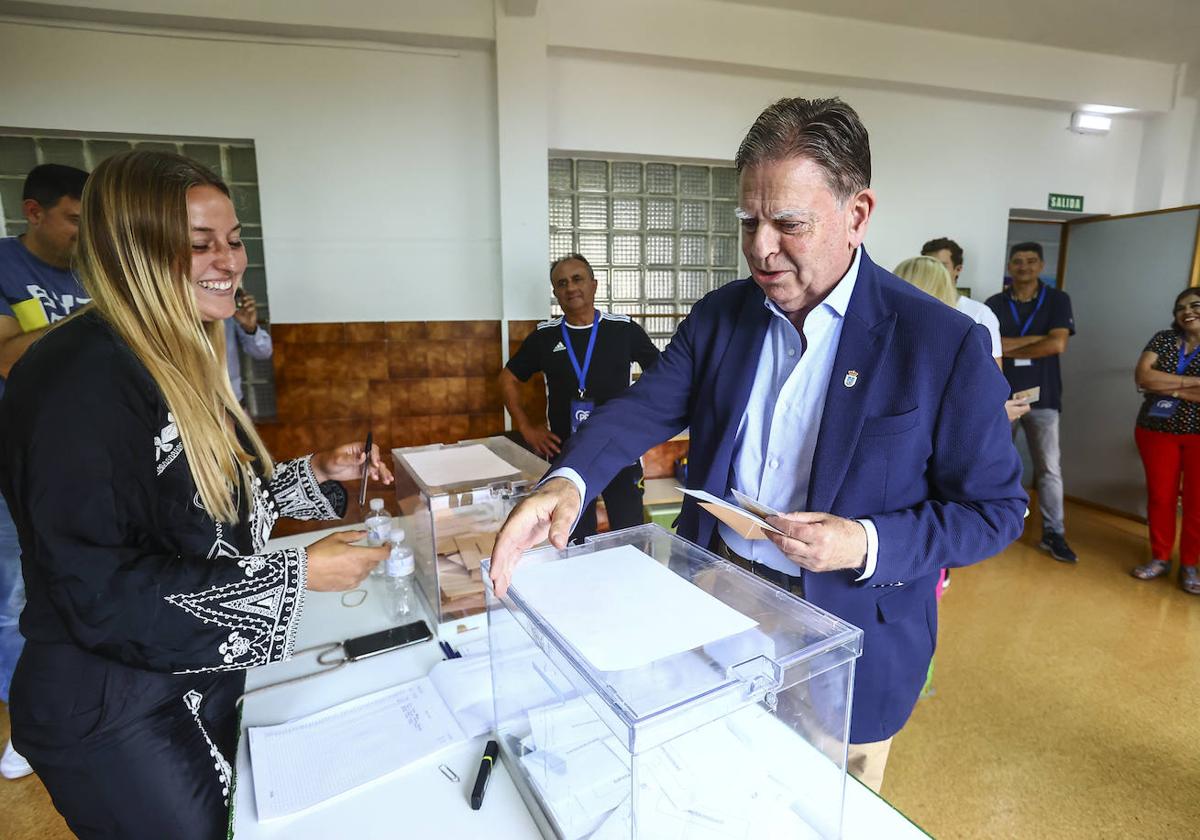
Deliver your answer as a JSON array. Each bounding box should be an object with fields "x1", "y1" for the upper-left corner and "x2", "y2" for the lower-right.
[{"x1": 494, "y1": 0, "x2": 550, "y2": 357}]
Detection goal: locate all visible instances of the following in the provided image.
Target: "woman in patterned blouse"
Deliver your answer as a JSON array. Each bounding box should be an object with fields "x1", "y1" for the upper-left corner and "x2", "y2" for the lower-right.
[
  {"x1": 0, "y1": 151, "x2": 392, "y2": 838},
  {"x1": 1132, "y1": 287, "x2": 1200, "y2": 594}
]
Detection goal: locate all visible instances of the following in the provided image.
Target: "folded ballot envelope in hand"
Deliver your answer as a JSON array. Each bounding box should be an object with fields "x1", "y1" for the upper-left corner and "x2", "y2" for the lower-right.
[{"x1": 678, "y1": 487, "x2": 784, "y2": 540}]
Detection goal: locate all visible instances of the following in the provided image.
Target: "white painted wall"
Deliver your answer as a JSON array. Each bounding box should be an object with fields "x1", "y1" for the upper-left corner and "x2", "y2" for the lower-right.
[
  {"x1": 546, "y1": 52, "x2": 1145, "y2": 299},
  {"x1": 547, "y1": 0, "x2": 1178, "y2": 113},
  {"x1": 0, "y1": 4, "x2": 1188, "y2": 323},
  {"x1": 0, "y1": 19, "x2": 501, "y2": 323}
]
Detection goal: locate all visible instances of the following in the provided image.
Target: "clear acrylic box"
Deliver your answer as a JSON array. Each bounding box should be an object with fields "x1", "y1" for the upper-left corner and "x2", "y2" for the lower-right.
[
  {"x1": 391, "y1": 436, "x2": 547, "y2": 628},
  {"x1": 484, "y1": 524, "x2": 864, "y2": 839}
]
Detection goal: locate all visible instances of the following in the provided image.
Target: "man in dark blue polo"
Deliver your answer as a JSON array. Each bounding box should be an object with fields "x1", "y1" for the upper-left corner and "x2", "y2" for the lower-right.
[{"x1": 986, "y1": 242, "x2": 1077, "y2": 564}]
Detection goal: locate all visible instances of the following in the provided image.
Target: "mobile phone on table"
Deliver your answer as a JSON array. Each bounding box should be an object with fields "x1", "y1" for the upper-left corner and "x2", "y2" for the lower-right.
[{"x1": 342, "y1": 621, "x2": 433, "y2": 662}]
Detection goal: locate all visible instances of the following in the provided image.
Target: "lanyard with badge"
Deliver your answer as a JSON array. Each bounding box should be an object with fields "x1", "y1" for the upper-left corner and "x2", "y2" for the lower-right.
[
  {"x1": 562, "y1": 312, "x2": 600, "y2": 434},
  {"x1": 1147, "y1": 340, "x2": 1200, "y2": 419},
  {"x1": 1008, "y1": 285, "x2": 1046, "y2": 368}
]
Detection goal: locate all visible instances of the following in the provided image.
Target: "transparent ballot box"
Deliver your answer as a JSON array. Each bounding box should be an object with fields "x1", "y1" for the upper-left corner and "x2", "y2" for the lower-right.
[
  {"x1": 484, "y1": 524, "x2": 864, "y2": 840},
  {"x1": 391, "y1": 436, "x2": 547, "y2": 626}
]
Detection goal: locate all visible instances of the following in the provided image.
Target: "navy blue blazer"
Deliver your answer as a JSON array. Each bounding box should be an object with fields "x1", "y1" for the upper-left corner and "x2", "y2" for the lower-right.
[{"x1": 553, "y1": 249, "x2": 1027, "y2": 742}]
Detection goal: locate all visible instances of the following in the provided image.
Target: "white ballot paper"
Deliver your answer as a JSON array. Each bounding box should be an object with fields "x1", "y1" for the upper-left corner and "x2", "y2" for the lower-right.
[
  {"x1": 400, "y1": 443, "x2": 520, "y2": 488},
  {"x1": 731, "y1": 488, "x2": 783, "y2": 518},
  {"x1": 247, "y1": 678, "x2": 465, "y2": 820},
  {"x1": 510, "y1": 545, "x2": 757, "y2": 672}
]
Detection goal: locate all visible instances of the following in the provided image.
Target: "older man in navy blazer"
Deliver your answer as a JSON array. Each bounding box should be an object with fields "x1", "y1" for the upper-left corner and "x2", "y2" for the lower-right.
[{"x1": 491, "y1": 97, "x2": 1026, "y2": 792}]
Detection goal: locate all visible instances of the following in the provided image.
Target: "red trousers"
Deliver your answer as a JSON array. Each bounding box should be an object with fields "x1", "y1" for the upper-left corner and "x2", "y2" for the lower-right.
[{"x1": 1135, "y1": 426, "x2": 1200, "y2": 566}]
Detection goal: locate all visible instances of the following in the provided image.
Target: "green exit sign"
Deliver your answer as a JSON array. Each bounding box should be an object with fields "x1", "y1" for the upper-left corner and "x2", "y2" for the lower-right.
[{"x1": 1048, "y1": 193, "x2": 1084, "y2": 212}]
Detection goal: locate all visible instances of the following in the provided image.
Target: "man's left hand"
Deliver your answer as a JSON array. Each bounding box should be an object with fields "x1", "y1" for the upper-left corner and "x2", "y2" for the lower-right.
[
  {"x1": 234, "y1": 292, "x2": 259, "y2": 333},
  {"x1": 764, "y1": 511, "x2": 867, "y2": 573},
  {"x1": 311, "y1": 441, "x2": 394, "y2": 486}
]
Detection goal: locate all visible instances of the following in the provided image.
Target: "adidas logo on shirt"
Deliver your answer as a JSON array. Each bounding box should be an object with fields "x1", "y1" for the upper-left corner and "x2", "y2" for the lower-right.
[{"x1": 552, "y1": 341, "x2": 566, "y2": 352}]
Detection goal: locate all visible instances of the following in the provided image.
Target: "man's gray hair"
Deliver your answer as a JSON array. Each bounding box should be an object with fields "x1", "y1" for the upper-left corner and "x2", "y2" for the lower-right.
[{"x1": 735, "y1": 97, "x2": 871, "y2": 203}]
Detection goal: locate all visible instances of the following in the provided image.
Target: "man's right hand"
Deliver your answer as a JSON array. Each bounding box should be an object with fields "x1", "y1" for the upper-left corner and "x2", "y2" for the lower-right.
[
  {"x1": 305, "y1": 530, "x2": 389, "y2": 591},
  {"x1": 489, "y1": 477, "x2": 581, "y2": 598},
  {"x1": 520, "y1": 423, "x2": 562, "y2": 459}
]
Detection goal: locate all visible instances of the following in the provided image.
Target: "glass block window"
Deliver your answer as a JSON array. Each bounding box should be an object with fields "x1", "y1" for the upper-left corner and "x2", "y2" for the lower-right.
[
  {"x1": 548, "y1": 156, "x2": 741, "y2": 350},
  {"x1": 0, "y1": 131, "x2": 277, "y2": 420}
]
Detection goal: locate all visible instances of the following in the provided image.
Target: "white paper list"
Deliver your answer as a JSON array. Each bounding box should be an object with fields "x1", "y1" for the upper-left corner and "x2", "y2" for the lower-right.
[{"x1": 247, "y1": 678, "x2": 465, "y2": 821}]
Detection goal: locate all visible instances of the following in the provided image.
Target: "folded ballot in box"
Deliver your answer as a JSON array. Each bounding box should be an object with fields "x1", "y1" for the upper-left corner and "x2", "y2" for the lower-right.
[
  {"x1": 483, "y1": 524, "x2": 865, "y2": 840},
  {"x1": 391, "y1": 437, "x2": 548, "y2": 628}
]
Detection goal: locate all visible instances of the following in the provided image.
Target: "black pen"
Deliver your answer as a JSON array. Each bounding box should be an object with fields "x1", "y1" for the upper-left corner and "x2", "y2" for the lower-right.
[
  {"x1": 470, "y1": 740, "x2": 499, "y2": 810},
  {"x1": 357, "y1": 430, "x2": 373, "y2": 508}
]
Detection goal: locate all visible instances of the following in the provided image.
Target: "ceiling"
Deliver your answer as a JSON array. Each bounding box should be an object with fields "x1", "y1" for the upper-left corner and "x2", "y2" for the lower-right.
[{"x1": 721, "y1": 0, "x2": 1200, "y2": 69}]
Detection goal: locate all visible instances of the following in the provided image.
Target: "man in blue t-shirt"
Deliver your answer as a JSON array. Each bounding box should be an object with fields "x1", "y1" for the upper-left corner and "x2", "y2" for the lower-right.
[
  {"x1": 0, "y1": 164, "x2": 90, "y2": 780},
  {"x1": 986, "y1": 242, "x2": 1077, "y2": 565}
]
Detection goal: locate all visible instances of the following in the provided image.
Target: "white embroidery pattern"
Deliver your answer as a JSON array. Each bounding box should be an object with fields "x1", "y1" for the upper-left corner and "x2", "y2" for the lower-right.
[
  {"x1": 183, "y1": 689, "x2": 233, "y2": 807},
  {"x1": 237, "y1": 555, "x2": 267, "y2": 576},
  {"x1": 249, "y1": 477, "x2": 277, "y2": 554},
  {"x1": 269, "y1": 457, "x2": 338, "y2": 521},
  {"x1": 218, "y1": 631, "x2": 251, "y2": 663},
  {"x1": 165, "y1": 547, "x2": 307, "y2": 673},
  {"x1": 154, "y1": 413, "x2": 184, "y2": 476},
  {"x1": 207, "y1": 522, "x2": 239, "y2": 560}
]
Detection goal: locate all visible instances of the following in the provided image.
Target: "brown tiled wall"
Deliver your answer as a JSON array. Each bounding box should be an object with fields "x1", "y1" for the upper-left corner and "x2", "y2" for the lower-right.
[
  {"x1": 257, "y1": 319, "x2": 510, "y2": 535},
  {"x1": 506, "y1": 319, "x2": 548, "y2": 429},
  {"x1": 257, "y1": 318, "x2": 683, "y2": 537},
  {"x1": 258, "y1": 320, "x2": 508, "y2": 461}
]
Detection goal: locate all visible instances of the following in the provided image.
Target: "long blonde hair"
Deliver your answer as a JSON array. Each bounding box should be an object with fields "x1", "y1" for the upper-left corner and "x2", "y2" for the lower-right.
[
  {"x1": 893, "y1": 255, "x2": 959, "y2": 307},
  {"x1": 77, "y1": 151, "x2": 273, "y2": 523}
]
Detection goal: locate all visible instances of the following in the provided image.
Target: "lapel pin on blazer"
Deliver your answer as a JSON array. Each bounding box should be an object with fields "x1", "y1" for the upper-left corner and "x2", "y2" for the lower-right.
[{"x1": 844, "y1": 370, "x2": 859, "y2": 388}]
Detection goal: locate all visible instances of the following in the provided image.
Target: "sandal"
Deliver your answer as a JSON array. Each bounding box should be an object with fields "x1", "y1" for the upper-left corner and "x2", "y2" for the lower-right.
[
  {"x1": 1181, "y1": 566, "x2": 1200, "y2": 595},
  {"x1": 1131, "y1": 559, "x2": 1171, "y2": 580}
]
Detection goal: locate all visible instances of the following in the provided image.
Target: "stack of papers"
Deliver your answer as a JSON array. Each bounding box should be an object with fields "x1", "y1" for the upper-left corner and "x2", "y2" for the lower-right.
[
  {"x1": 247, "y1": 678, "x2": 465, "y2": 820},
  {"x1": 400, "y1": 444, "x2": 520, "y2": 488}
]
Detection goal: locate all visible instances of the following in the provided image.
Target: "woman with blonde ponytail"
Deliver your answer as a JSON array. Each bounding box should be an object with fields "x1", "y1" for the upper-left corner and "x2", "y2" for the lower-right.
[{"x1": 0, "y1": 151, "x2": 391, "y2": 838}]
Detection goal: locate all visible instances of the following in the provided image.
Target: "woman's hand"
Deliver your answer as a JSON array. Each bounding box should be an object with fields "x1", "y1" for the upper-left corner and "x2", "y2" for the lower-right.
[
  {"x1": 305, "y1": 531, "x2": 389, "y2": 591},
  {"x1": 311, "y1": 440, "x2": 394, "y2": 486}
]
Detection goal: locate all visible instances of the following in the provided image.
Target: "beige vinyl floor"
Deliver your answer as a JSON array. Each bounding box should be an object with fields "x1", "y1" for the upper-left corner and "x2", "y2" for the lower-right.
[{"x1": 1, "y1": 499, "x2": 1197, "y2": 839}]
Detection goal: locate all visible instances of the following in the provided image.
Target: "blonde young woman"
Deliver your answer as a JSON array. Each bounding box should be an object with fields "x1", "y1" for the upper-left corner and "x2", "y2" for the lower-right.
[{"x1": 0, "y1": 152, "x2": 390, "y2": 838}]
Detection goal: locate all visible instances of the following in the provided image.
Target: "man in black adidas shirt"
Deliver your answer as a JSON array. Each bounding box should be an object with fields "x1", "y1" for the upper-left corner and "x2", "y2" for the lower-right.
[{"x1": 501, "y1": 253, "x2": 660, "y2": 539}]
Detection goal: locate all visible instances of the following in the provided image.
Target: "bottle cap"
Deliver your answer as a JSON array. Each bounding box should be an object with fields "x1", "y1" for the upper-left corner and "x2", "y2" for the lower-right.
[
  {"x1": 369, "y1": 498, "x2": 385, "y2": 512},
  {"x1": 388, "y1": 527, "x2": 406, "y2": 543}
]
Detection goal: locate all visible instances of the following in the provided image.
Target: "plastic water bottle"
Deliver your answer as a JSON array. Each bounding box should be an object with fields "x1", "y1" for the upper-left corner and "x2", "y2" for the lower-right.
[
  {"x1": 382, "y1": 527, "x2": 415, "y2": 620},
  {"x1": 364, "y1": 498, "x2": 391, "y2": 546}
]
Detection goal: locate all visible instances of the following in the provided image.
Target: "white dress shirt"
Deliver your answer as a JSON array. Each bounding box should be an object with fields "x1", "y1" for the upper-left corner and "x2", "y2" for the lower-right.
[{"x1": 722, "y1": 247, "x2": 876, "y2": 579}]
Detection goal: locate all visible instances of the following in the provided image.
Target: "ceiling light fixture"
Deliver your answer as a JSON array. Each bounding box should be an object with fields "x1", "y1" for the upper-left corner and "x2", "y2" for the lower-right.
[{"x1": 1070, "y1": 111, "x2": 1112, "y2": 135}]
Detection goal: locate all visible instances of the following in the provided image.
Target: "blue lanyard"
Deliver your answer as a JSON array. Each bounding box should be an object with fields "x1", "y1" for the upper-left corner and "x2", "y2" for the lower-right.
[
  {"x1": 561, "y1": 311, "x2": 600, "y2": 398},
  {"x1": 1177, "y1": 340, "x2": 1200, "y2": 375},
  {"x1": 1008, "y1": 285, "x2": 1047, "y2": 336}
]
